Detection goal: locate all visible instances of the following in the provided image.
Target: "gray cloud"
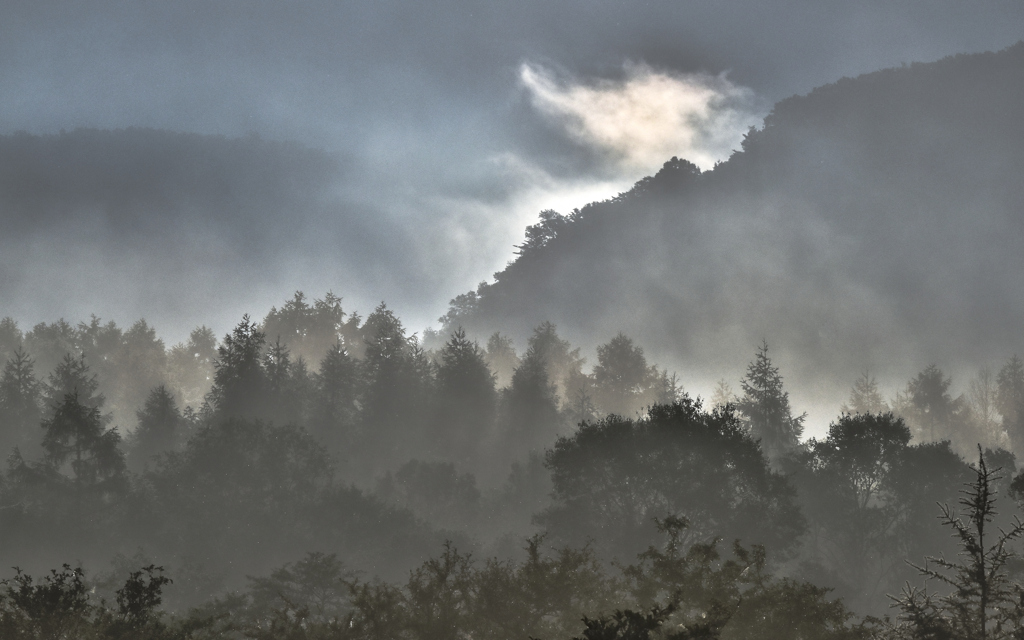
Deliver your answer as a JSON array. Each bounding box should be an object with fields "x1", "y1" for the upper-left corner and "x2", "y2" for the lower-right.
[{"x1": 0, "y1": 1, "x2": 1022, "y2": 381}]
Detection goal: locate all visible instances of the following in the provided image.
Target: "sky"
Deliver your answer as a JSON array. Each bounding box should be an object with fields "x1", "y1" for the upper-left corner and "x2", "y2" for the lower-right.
[{"x1": 1, "y1": 1, "x2": 1023, "y2": 350}]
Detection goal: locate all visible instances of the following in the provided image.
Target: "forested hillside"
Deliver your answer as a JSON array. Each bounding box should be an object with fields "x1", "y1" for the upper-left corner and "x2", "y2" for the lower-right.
[
  {"x1": 443, "y1": 42, "x2": 1024, "y2": 410},
  {"x1": 5, "y1": 42, "x2": 1024, "y2": 640},
  {"x1": 4, "y1": 289, "x2": 1024, "y2": 633}
]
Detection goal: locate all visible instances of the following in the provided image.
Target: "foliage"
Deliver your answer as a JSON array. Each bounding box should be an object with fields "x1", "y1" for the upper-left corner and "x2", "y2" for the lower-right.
[
  {"x1": 884, "y1": 448, "x2": 1024, "y2": 640},
  {"x1": 736, "y1": 341, "x2": 804, "y2": 461},
  {"x1": 538, "y1": 398, "x2": 804, "y2": 560}
]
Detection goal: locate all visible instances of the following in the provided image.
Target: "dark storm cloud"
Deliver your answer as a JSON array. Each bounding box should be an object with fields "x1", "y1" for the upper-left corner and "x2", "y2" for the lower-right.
[{"x1": 0, "y1": 0, "x2": 1022, "y2": 344}]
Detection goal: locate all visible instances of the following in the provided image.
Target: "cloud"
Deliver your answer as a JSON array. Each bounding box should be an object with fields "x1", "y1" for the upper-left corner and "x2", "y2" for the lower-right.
[{"x1": 520, "y1": 62, "x2": 760, "y2": 172}]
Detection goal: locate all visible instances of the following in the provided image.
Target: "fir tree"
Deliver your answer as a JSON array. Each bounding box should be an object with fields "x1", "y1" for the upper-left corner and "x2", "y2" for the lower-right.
[
  {"x1": 841, "y1": 371, "x2": 889, "y2": 415},
  {"x1": 431, "y1": 328, "x2": 496, "y2": 465},
  {"x1": 0, "y1": 349, "x2": 42, "y2": 458},
  {"x1": 737, "y1": 341, "x2": 804, "y2": 460}
]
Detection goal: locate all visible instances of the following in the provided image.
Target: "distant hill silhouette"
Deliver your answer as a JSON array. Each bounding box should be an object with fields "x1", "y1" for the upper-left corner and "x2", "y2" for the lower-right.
[{"x1": 443, "y1": 42, "x2": 1024, "y2": 411}]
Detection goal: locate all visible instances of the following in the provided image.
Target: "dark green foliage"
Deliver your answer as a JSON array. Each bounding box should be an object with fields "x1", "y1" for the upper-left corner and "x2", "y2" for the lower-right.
[
  {"x1": 145, "y1": 418, "x2": 335, "y2": 574},
  {"x1": 0, "y1": 564, "x2": 176, "y2": 640},
  {"x1": 798, "y1": 413, "x2": 912, "y2": 605},
  {"x1": 538, "y1": 399, "x2": 804, "y2": 560},
  {"x1": 0, "y1": 564, "x2": 91, "y2": 640},
  {"x1": 114, "y1": 565, "x2": 172, "y2": 629},
  {"x1": 796, "y1": 412, "x2": 976, "y2": 613},
  {"x1": 0, "y1": 317, "x2": 22, "y2": 365},
  {"x1": 904, "y1": 364, "x2": 961, "y2": 444}
]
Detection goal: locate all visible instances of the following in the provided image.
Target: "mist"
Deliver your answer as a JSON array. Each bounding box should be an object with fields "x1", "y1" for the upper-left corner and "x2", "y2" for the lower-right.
[{"x1": 3, "y1": 3, "x2": 1024, "y2": 639}]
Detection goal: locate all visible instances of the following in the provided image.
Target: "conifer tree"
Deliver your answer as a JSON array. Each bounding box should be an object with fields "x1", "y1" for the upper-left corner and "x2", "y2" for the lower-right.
[
  {"x1": 432, "y1": 328, "x2": 496, "y2": 464},
  {"x1": 43, "y1": 353, "x2": 109, "y2": 424},
  {"x1": 841, "y1": 372, "x2": 889, "y2": 415},
  {"x1": 0, "y1": 349, "x2": 41, "y2": 458},
  {"x1": 128, "y1": 385, "x2": 184, "y2": 470},
  {"x1": 737, "y1": 341, "x2": 804, "y2": 460},
  {"x1": 360, "y1": 303, "x2": 432, "y2": 467},
  {"x1": 42, "y1": 392, "x2": 125, "y2": 490},
  {"x1": 311, "y1": 343, "x2": 359, "y2": 451},
  {"x1": 889, "y1": 448, "x2": 1024, "y2": 640},
  {"x1": 207, "y1": 315, "x2": 268, "y2": 420},
  {"x1": 484, "y1": 332, "x2": 519, "y2": 389},
  {"x1": 593, "y1": 333, "x2": 659, "y2": 417},
  {"x1": 504, "y1": 344, "x2": 563, "y2": 462}
]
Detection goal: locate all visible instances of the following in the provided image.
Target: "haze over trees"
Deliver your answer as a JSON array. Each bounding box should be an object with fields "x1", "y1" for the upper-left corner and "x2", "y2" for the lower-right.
[{"x1": 5, "y1": 40, "x2": 1024, "y2": 640}]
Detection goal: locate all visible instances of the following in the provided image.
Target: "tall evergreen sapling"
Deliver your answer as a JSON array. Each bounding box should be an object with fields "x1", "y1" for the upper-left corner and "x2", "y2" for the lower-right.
[{"x1": 888, "y1": 447, "x2": 1024, "y2": 640}]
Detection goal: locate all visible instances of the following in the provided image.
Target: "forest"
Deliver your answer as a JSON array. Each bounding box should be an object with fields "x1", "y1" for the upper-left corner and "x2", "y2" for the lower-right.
[{"x1": 2, "y1": 290, "x2": 1024, "y2": 639}]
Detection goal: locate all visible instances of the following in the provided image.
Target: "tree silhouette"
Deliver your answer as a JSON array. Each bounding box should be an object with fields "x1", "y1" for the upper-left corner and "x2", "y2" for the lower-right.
[
  {"x1": 889, "y1": 448, "x2": 1024, "y2": 640},
  {"x1": 0, "y1": 349, "x2": 41, "y2": 459},
  {"x1": 736, "y1": 341, "x2": 804, "y2": 461},
  {"x1": 207, "y1": 315, "x2": 267, "y2": 420},
  {"x1": 431, "y1": 328, "x2": 496, "y2": 465},
  {"x1": 128, "y1": 385, "x2": 185, "y2": 471},
  {"x1": 41, "y1": 391, "x2": 125, "y2": 499}
]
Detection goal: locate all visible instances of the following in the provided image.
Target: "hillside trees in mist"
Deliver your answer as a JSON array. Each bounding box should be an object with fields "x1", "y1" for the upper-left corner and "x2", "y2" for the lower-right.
[
  {"x1": 7, "y1": 290, "x2": 1024, "y2": 622},
  {"x1": 792, "y1": 413, "x2": 973, "y2": 612},
  {"x1": 439, "y1": 43, "x2": 1024, "y2": 418},
  {"x1": 538, "y1": 398, "x2": 804, "y2": 560}
]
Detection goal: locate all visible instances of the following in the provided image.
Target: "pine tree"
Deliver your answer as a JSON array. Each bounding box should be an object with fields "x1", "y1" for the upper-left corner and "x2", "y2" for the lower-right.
[
  {"x1": 906, "y1": 365, "x2": 959, "y2": 443},
  {"x1": 128, "y1": 385, "x2": 184, "y2": 470},
  {"x1": 311, "y1": 343, "x2": 359, "y2": 451},
  {"x1": 0, "y1": 349, "x2": 42, "y2": 458},
  {"x1": 527, "y1": 322, "x2": 584, "y2": 404},
  {"x1": 737, "y1": 341, "x2": 804, "y2": 460},
  {"x1": 889, "y1": 448, "x2": 1024, "y2": 640},
  {"x1": 43, "y1": 353, "x2": 109, "y2": 424},
  {"x1": 484, "y1": 332, "x2": 519, "y2": 389},
  {"x1": 593, "y1": 333, "x2": 658, "y2": 417},
  {"x1": 360, "y1": 303, "x2": 432, "y2": 468},
  {"x1": 841, "y1": 371, "x2": 889, "y2": 415},
  {"x1": 42, "y1": 392, "x2": 125, "y2": 490},
  {"x1": 431, "y1": 328, "x2": 497, "y2": 465},
  {"x1": 207, "y1": 315, "x2": 268, "y2": 420},
  {"x1": 503, "y1": 344, "x2": 562, "y2": 461}
]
